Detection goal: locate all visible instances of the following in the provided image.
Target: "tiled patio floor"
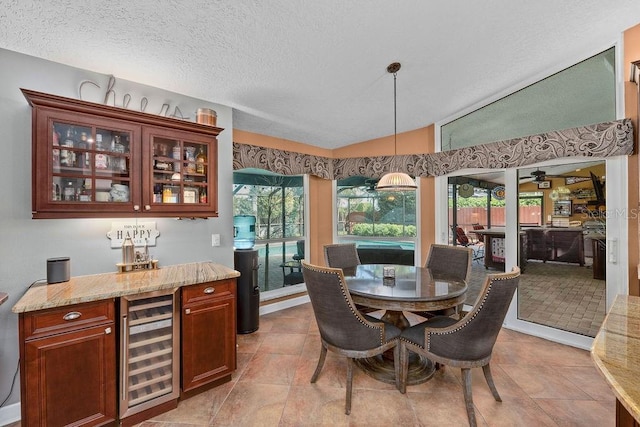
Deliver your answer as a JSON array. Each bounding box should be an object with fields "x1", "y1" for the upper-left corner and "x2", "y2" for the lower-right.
[{"x1": 468, "y1": 259, "x2": 605, "y2": 337}]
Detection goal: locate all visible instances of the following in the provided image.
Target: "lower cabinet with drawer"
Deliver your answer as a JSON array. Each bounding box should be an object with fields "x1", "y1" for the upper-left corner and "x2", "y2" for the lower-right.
[
  {"x1": 181, "y1": 278, "x2": 237, "y2": 395},
  {"x1": 15, "y1": 274, "x2": 238, "y2": 425},
  {"x1": 18, "y1": 299, "x2": 117, "y2": 427}
]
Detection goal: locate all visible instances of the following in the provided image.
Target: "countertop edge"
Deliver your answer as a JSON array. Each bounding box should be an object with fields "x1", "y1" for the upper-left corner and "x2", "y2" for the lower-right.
[
  {"x1": 12, "y1": 262, "x2": 240, "y2": 314},
  {"x1": 591, "y1": 345, "x2": 640, "y2": 421},
  {"x1": 590, "y1": 295, "x2": 640, "y2": 423}
]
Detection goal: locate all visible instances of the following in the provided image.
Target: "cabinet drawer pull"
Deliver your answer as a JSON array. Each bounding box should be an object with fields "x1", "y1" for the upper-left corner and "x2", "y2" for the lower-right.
[
  {"x1": 204, "y1": 287, "x2": 215, "y2": 294},
  {"x1": 185, "y1": 308, "x2": 191, "y2": 315},
  {"x1": 105, "y1": 327, "x2": 112, "y2": 335},
  {"x1": 63, "y1": 311, "x2": 81, "y2": 321}
]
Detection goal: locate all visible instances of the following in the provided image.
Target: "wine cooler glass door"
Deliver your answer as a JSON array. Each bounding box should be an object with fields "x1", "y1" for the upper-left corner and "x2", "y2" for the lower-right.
[{"x1": 120, "y1": 290, "x2": 179, "y2": 420}]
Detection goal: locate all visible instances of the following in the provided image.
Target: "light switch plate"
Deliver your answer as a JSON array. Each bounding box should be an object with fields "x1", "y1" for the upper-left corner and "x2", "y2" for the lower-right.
[{"x1": 211, "y1": 233, "x2": 221, "y2": 247}]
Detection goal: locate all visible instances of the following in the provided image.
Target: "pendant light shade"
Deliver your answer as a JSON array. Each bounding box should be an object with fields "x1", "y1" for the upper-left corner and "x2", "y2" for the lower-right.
[
  {"x1": 376, "y1": 171, "x2": 417, "y2": 191},
  {"x1": 376, "y1": 62, "x2": 417, "y2": 192}
]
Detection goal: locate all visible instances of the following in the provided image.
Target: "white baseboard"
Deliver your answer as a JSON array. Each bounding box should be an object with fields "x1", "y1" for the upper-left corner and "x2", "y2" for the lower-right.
[
  {"x1": 0, "y1": 402, "x2": 20, "y2": 426},
  {"x1": 259, "y1": 294, "x2": 309, "y2": 315}
]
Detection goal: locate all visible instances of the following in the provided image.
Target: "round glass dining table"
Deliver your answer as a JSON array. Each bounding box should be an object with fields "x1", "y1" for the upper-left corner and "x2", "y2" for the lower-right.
[
  {"x1": 344, "y1": 264, "x2": 467, "y2": 385},
  {"x1": 345, "y1": 264, "x2": 467, "y2": 328}
]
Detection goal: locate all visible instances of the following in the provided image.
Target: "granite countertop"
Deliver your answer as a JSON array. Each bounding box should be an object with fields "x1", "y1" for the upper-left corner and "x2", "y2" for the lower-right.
[
  {"x1": 12, "y1": 261, "x2": 240, "y2": 313},
  {"x1": 591, "y1": 295, "x2": 640, "y2": 423}
]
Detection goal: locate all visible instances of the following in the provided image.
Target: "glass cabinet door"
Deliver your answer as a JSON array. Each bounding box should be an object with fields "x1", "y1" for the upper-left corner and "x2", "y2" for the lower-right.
[
  {"x1": 50, "y1": 120, "x2": 135, "y2": 207},
  {"x1": 145, "y1": 127, "x2": 215, "y2": 214}
]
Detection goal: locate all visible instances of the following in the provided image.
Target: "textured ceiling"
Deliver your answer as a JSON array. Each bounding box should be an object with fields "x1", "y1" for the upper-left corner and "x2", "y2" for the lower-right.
[{"x1": 1, "y1": 1, "x2": 639, "y2": 149}]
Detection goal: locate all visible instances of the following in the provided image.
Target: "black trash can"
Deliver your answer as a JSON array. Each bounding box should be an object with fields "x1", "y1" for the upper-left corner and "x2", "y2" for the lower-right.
[{"x1": 234, "y1": 249, "x2": 260, "y2": 334}]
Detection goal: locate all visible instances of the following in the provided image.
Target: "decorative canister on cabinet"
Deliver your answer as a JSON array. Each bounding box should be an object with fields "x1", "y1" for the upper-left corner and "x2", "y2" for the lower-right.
[{"x1": 196, "y1": 108, "x2": 217, "y2": 126}]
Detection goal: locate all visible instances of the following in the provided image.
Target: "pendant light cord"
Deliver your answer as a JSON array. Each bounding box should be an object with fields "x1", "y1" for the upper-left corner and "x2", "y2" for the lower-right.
[{"x1": 393, "y1": 70, "x2": 397, "y2": 155}]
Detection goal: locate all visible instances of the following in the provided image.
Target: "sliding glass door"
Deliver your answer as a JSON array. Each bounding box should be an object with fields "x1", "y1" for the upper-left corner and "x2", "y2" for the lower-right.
[
  {"x1": 437, "y1": 157, "x2": 627, "y2": 349},
  {"x1": 516, "y1": 160, "x2": 607, "y2": 338}
]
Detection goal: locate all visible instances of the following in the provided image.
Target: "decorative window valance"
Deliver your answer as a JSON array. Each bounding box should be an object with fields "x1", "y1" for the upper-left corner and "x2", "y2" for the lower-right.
[
  {"x1": 232, "y1": 143, "x2": 333, "y2": 179},
  {"x1": 233, "y1": 119, "x2": 634, "y2": 180}
]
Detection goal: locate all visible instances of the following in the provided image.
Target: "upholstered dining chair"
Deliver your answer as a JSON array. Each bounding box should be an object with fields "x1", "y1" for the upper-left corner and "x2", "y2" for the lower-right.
[
  {"x1": 426, "y1": 244, "x2": 473, "y2": 283},
  {"x1": 398, "y1": 266, "x2": 520, "y2": 427},
  {"x1": 301, "y1": 262, "x2": 401, "y2": 415},
  {"x1": 420, "y1": 244, "x2": 473, "y2": 318},
  {"x1": 323, "y1": 243, "x2": 376, "y2": 313},
  {"x1": 323, "y1": 243, "x2": 361, "y2": 276}
]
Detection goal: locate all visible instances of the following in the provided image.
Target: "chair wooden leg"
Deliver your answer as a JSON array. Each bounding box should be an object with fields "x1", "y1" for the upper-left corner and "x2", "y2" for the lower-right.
[
  {"x1": 345, "y1": 358, "x2": 353, "y2": 415},
  {"x1": 482, "y1": 363, "x2": 502, "y2": 402},
  {"x1": 461, "y1": 368, "x2": 477, "y2": 427},
  {"x1": 393, "y1": 344, "x2": 400, "y2": 391},
  {"x1": 399, "y1": 342, "x2": 408, "y2": 394},
  {"x1": 311, "y1": 343, "x2": 327, "y2": 383}
]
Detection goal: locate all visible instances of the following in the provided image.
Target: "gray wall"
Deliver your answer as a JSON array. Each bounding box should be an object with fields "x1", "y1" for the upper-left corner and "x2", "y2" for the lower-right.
[{"x1": 0, "y1": 48, "x2": 235, "y2": 409}]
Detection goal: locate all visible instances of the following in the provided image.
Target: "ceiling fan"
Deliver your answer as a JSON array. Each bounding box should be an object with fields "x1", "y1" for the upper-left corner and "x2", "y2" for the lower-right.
[
  {"x1": 520, "y1": 168, "x2": 565, "y2": 182},
  {"x1": 365, "y1": 179, "x2": 379, "y2": 192}
]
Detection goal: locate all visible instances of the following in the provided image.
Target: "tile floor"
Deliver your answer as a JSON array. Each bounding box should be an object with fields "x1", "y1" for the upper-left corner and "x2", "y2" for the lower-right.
[
  {"x1": 133, "y1": 303, "x2": 615, "y2": 426},
  {"x1": 467, "y1": 259, "x2": 606, "y2": 337}
]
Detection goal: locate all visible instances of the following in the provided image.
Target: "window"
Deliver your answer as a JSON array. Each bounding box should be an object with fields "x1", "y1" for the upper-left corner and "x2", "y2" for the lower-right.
[
  {"x1": 336, "y1": 177, "x2": 416, "y2": 250},
  {"x1": 441, "y1": 48, "x2": 616, "y2": 150},
  {"x1": 233, "y1": 171, "x2": 305, "y2": 293},
  {"x1": 519, "y1": 192, "x2": 543, "y2": 226}
]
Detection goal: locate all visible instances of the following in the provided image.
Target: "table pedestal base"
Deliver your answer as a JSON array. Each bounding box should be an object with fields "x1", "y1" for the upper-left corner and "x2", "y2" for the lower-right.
[
  {"x1": 354, "y1": 352, "x2": 434, "y2": 386},
  {"x1": 381, "y1": 310, "x2": 410, "y2": 329}
]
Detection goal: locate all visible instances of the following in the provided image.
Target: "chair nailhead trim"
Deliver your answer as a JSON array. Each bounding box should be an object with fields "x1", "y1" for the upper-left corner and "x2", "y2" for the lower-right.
[
  {"x1": 304, "y1": 263, "x2": 386, "y2": 344},
  {"x1": 424, "y1": 270, "x2": 519, "y2": 351}
]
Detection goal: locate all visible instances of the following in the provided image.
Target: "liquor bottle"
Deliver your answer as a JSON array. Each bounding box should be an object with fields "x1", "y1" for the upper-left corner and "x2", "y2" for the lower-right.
[
  {"x1": 154, "y1": 143, "x2": 171, "y2": 171},
  {"x1": 95, "y1": 134, "x2": 109, "y2": 170},
  {"x1": 122, "y1": 236, "x2": 135, "y2": 269},
  {"x1": 52, "y1": 126, "x2": 60, "y2": 168},
  {"x1": 52, "y1": 183, "x2": 61, "y2": 201},
  {"x1": 63, "y1": 181, "x2": 75, "y2": 201},
  {"x1": 196, "y1": 147, "x2": 207, "y2": 174},
  {"x1": 77, "y1": 132, "x2": 88, "y2": 170},
  {"x1": 60, "y1": 129, "x2": 75, "y2": 167},
  {"x1": 199, "y1": 187, "x2": 207, "y2": 204},
  {"x1": 153, "y1": 184, "x2": 163, "y2": 203},
  {"x1": 172, "y1": 142, "x2": 181, "y2": 172},
  {"x1": 112, "y1": 135, "x2": 125, "y2": 172},
  {"x1": 185, "y1": 147, "x2": 196, "y2": 174},
  {"x1": 78, "y1": 185, "x2": 91, "y2": 202}
]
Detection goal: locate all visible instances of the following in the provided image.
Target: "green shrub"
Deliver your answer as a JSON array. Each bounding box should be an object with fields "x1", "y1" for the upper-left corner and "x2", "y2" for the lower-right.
[{"x1": 350, "y1": 223, "x2": 416, "y2": 237}]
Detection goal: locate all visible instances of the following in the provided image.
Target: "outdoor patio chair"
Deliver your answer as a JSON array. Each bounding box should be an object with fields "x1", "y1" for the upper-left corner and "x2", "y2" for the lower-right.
[
  {"x1": 452, "y1": 226, "x2": 485, "y2": 264},
  {"x1": 292, "y1": 239, "x2": 305, "y2": 261}
]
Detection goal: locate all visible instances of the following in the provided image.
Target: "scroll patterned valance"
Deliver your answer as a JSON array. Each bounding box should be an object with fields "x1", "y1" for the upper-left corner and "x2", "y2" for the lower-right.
[{"x1": 233, "y1": 118, "x2": 634, "y2": 180}]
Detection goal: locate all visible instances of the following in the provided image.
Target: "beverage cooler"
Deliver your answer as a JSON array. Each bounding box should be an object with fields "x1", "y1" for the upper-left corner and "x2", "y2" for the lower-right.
[{"x1": 119, "y1": 289, "x2": 180, "y2": 421}]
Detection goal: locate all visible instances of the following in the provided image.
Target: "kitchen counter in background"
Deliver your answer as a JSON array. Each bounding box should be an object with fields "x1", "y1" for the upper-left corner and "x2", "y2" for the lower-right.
[
  {"x1": 12, "y1": 261, "x2": 240, "y2": 313},
  {"x1": 591, "y1": 295, "x2": 640, "y2": 426}
]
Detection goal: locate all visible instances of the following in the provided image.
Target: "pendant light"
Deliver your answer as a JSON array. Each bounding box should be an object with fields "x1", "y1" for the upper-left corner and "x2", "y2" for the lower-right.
[{"x1": 376, "y1": 62, "x2": 417, "y2": 191}]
